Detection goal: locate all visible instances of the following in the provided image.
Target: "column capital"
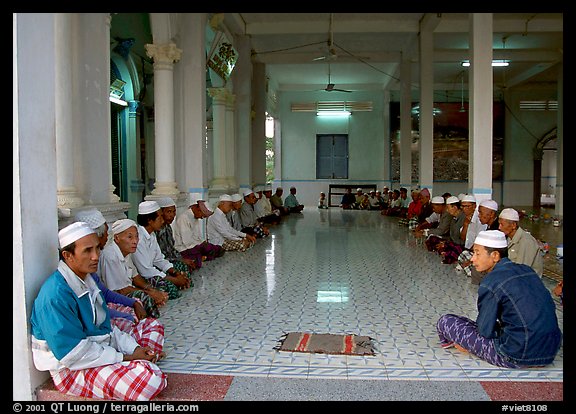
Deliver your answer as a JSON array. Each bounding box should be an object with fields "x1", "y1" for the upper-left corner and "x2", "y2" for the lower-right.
[
  {"x1": 145, "y1": 43, "x2": 182, "y2": 68},
  {"x1": 225, "y1": 93, "x2": 236, "y2": 109},
  {"x1": 207, "y1": 87, "x2": 229, "y2": 104}
]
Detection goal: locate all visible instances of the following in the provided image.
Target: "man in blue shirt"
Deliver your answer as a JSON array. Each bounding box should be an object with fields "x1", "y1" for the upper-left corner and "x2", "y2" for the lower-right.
[
  {"x1": 30, "y1": 222, "x2": 167, "y2": 400},
  {"x1": 436, "y1": 230, "x2": 562, "y2": 368}
]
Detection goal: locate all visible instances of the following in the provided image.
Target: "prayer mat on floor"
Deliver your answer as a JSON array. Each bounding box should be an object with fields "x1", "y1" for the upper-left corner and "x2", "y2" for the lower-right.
[{"x1": 274, "y1": 332, "x2": 375, "y2": 356}]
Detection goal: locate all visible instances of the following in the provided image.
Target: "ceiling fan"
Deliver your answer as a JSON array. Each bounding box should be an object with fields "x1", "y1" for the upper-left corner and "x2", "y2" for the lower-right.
[
  {"x1": 321, "y1": 63, "x2": 352, "y2": 93},
  {"x1": 312, "y1": 14, "x2": 337, "y2": 62}
]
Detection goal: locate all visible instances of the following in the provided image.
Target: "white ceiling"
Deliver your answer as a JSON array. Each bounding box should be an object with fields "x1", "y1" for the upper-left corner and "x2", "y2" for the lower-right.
[{"x1": 222, "y1": 13, "x2": 563, "y2": 95}]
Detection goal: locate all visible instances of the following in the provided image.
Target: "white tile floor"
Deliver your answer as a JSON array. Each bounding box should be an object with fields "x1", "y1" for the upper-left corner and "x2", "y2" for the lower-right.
[{"x1": 157, "y1": 209, "x2": 563, "y2": 382}]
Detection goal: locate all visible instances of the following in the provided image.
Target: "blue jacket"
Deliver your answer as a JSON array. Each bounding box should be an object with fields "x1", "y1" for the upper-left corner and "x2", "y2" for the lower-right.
[{"x1": 477, "y1": 258, "x2": 562, "y2": 366}]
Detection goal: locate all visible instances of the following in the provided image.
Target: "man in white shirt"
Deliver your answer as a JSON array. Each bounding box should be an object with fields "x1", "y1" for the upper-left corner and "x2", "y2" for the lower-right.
[
  {"x1": 132, "y1": 201, "x2": 190, "y2": 299},
  {"x1": 207, "y1": 194, "x2": 256, "y2": 251},
  {"x1": 173, "y1": 194, "x2": 225, "y2": 268},
  {"x1": 240, "y1": 189, "x2": 270, "y2": 238},
  {"x1": 255, "y1": 185, "x2": 281, "y2": 224}
]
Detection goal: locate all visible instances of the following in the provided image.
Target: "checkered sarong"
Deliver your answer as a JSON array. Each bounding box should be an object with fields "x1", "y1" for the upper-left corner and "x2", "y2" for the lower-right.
[
  {"x1": 222, "y1": 239, "x2": 249, "y2": 252},
  {"x1": 109, "y1": 314, "x2": 165, "y2": 355},
  {"x1": 51, "y1": 359, "x2": 167, "y2": 401},
  {"x1": 456, "y1": 249, "x2": 474, "y2": 276}
]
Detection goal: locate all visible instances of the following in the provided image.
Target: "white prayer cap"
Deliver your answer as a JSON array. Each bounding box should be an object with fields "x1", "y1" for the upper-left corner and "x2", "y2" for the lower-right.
[
  {"x1": 231, "y1": 193, "x2": 243, "y2": 202},
  {"x1": 480, "y1": 199, "x2": 499, "y2": 211},
  {"x1": 189, "y1": 193, "x2": 204, "y2": 206},
  {"x1": 474, "y1": 230, "x2": 508, "y2": 249},
  {"x1": 356, "y1": 188, "x2": 362, "y2": 192},
  {"x1": 74, "y1": 209, "x2": 106, "y2": 229},
  {"x1": 499, "y1": 208, "x2": 519, "y2": 221},
  {"x1": 198, "y1": 200, "x2": 213, "y2": 216},
  {"x1": 58, "y1": 222, "x2": 96, "y2": 249},
  {"x1": 138, "y1": 200, "x2": 160, "y2": 215},
  {"x1": 157, "y1": 197, "x2": 176, "y2": 208},
  {"x1": 431, "y1": 196, "x2": 445, "y2": 204},
  {"x1": 457, "y1": 193, "x2": 466, "y2": 201},
  {"x1": 461, "y1": 194, "x2": 476, "y2": 203},
  {"x1": 254, "y1": 185, "x2": 264, "y2": 193},
  {"x1": 111, "y1": 218, "x2": 137, "y2": 235},
  {"x1": 243, "y1": 189, "x2": 254, "y2": 197},
  {"x1": 446, "y1": 195, "x2": 460, "y2": 205},
  {"x1": 219, "y1": 194, "x2": 233, "y2": 202}
]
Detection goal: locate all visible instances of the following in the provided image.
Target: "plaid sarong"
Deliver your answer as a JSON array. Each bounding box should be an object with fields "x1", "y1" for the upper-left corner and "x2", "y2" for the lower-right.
[
  {"x1": 149, "y1": 275, "x2": 181, "y2": 299},
  {"x1": 125, "y1": 290, "x2": 161, "y2": 319},
  {"x1": 456, "y1": 249, "x2": 474, "y2": 276},
  {"x1": 222, "y1": 239, "x2": 249, "y2": 252},
  {"x1": 51, "y1": 360, "x2": 167, "y2": 401},
  {"x1": 110, "y1": 315, "x2": 165, "y2": 355}
]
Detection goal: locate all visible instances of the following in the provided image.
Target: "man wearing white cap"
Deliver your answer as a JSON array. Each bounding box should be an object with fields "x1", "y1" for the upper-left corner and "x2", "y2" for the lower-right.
[
  {"x1": 437, "y1": 230, "x2": 561, "y2": 368},
  {"x1": 75, "y1": 208, "x2": 109, "y2": 249},
  {"x1": 132, "y1": 201, "x2": 191, "y2": 300},
  {"x1": 155, "y1": 197, "x2": 198, "y2": 279},
  {"x1": 426, "y1": 196, "x2": 466, "y2": 263},
  {"x1": 99, "y1": 219, "x2": 169, "y2": 319},
  {"x1": 172, "y1": 194, "x2": 225, "y2": 267},
  {"x1": 415, "y1": 195, "x2": 450, "y2": 237},
  {"x1": 466, "y1": 200, "x2": 500, "y2": 284},
  {"x1": 498, "y1": 207, "x2": 544, "y2": 277},
  {"x1": 455, "y1": 195, "x2": 486, "y2": 277},
  {"x1": 240, "y1": 189, "x2": 270, "y2": 238},
  {"x1": 226, "y1": 193, "x2": 246, "y2": 232},
  {"x1": 255, "y1": 185, "x2": 282, "y2": 224},
  {"x1": 76, "y1": 209, "x2": 149, "y2": 325},
  {"x1": 29, "y1": 222, "x2": 167, "y2": 400},
  {"x1": 206, "y1": 194, "x2": 256, "y2": 251}
]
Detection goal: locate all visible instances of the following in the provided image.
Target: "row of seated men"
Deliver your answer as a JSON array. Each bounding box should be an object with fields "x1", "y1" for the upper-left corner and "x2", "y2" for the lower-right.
[
  {"x1": 339, "y1": 186, "x2": 415, "y2": 212},
  {"x1": 380, "y1": 188, "x2": 545, "y2": 287},
  {"x1": 28, "y1": 184, "x2": 303, "y2": 401}
]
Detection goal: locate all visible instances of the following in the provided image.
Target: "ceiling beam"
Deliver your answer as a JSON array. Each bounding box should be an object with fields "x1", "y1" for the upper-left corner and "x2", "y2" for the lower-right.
[{"x1": 505, "y1": 61, "x2": 560, "y2": 88}]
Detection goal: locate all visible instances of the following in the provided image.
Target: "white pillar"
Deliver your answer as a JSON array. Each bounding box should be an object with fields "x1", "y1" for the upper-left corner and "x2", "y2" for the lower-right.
[
  {"x1": 252, "y1": 62, "x2": 268, "y2": 188},
  {"x1": 225, "y1": 93, "x2": 238, "y2": 190},
  {"x1": 176, "y1": 13, "x2": 208, "y2": 202},
  {"x1": 400, "y1": 56, "x2": 412, "y2": 189},
  {"x1": 468, "y1": 13, "x2": 493, "y2": 204},
  {"x1": 55, "y1": 13, "x2": 84, "y2": 208},
  {"x1": 208, "y1": 87, "x2": 229, "y2": 192},
  {"x1": 145, "y1": 42, "x2": 182, "y2": 198},
  {"x1": 555, "y1": 63, "x2": 563, "y2": 218},
  {"x1": 233, "y1": 35, "x2": 254, "y2": 191},
  {"x1": 418, "y1": 22, "x2": 434, "y2": 194}
]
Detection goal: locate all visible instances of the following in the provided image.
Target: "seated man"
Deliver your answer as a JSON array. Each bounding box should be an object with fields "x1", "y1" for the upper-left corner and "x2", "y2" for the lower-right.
[
  {"x1": 155, "y1": 197, "x2": 198, "y2": 277},
  {"x1": 498, "y1": 207, "x2": 544, "y2": 277},
  {"x1": 75, "y1": 209, "x2": 153, "y2": 325},
  {"x1": 437, "y1": 230, "x2": 562, "y2": 368},
  {"x1": 318, "y1": 191, "x2": 329, "y2": 209},
  {"x1": 354, "y1": 188, "x2": 364, "y2": 209},
  {"x1": 340, "y1": 188, "x2": 356, "y2": 210},
  {"x1": 284, "y1": 186, "x2": 305, "y2": 213},
  {"x1": 270, "y1": 187, "x2": 290, "y2": 215},
  {"x1": 99, "y1": 219, "x2": 169, "y2": 319},
  {"x1": 30, "y1": 222, "x2": 167, "y2": 401},
  {"x1": 240, "y1": 189, "x2": 270, "y2": 238},
  {"x1": 465, "y1": 199, "x2": 500, "y2": 285},
  {"x1": 132, "y1": 201, "x2": 191, "y2": 300},
  {"x1": 172, "y1": 194, "x2": 224, "y2": 269},
  {"x1": 207, "y1": 194, "x2": 256, "y2": 251},
  {"x1": 255, "y1": 185, "x2": 282, "y2": 224},
  {"x1": 414, "y1": 196, "x2": 450, "y2": 237}
]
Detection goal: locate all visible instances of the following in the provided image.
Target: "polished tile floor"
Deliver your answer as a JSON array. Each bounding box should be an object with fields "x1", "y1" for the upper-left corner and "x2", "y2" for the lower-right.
[{"x1": 157, "y1": 208, "x2": 563, "y2": 383}]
